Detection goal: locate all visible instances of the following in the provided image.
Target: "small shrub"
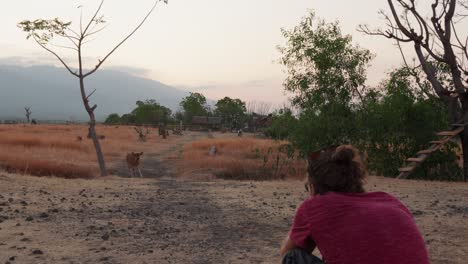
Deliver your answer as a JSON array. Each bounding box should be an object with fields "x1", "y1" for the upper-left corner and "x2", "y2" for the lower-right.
[{"x1": 182, "y1": 138, "x2": 306, "y2": 181}]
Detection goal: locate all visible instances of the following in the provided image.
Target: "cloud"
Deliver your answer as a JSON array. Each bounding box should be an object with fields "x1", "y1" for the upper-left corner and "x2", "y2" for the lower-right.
[
  {"x1": 104, "y1": 65, "x2": 152, "y2": 78},
  {"x1": 0, "y1": 55, "x2": 157, "y2": 79},
  {"x1": 0, "y1": 54, "x2": 82, "y2": 68}
]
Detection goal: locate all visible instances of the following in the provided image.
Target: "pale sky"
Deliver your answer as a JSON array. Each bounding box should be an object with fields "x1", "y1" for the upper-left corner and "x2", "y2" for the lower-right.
[{"x1": 0, "y1": 0, "x2": 409, "y2": 105}]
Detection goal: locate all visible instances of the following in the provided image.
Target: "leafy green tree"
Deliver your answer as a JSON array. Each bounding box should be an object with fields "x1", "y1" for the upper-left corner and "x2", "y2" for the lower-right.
[
  {"x1": 278, "y1": 11, "x2": 372, "y2": 153},
  {"x1": 215, "y1": 97, "x2": 247, "y2": 129},
  {"x1": 104, "y1": 113, "x2": 121, "y2": 125},
  {"x1": 180, "y1": 92, "x2": 208, "y2": 123},
  {"x1": 131, "y1": 100, "x2": 172, "y2": 125},
  {"x1": 279, "y1": 11, "x2": 373, "y2": 110},
  {"x1": 18, "y1": 0, "x2": 167, "y2": 176}
]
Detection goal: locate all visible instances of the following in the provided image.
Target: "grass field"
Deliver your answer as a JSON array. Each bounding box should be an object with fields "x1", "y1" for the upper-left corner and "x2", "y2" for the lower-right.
[
  {"x1": 0, "y1": 124, "x2": 303, "y2": 180},
  {"x1": 181, "y1": 137, "x2": 306, "y2": 180},
  {"x1": 0, "y1": 124, "x2": 172, "y2": 178}
]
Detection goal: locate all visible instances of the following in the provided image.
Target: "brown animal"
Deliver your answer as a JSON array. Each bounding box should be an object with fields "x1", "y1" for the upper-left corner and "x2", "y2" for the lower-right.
[
  {"x1": 126, "y1": 152, "x2": 144, "y2": 177},
  {"x1": 76, "y1": 136, "x2": 83, "y2": 141},
  {"x1": 98, "y1": 135, "x2": 106, "y2": 140}
]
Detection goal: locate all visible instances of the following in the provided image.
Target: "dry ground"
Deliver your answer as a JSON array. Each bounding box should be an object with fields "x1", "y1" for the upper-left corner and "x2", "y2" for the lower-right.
[{"x1": 0, "y1": 127, "x2": 466, "y2": 264}]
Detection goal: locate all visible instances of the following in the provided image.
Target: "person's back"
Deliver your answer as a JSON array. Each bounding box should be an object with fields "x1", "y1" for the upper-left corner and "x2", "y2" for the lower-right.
[
  {"x1": 292, "y1": 191, "x2": 429, "y2": 264},
  {"x1": 280, "y1": 145, "x2": 430, "y2": 264}
]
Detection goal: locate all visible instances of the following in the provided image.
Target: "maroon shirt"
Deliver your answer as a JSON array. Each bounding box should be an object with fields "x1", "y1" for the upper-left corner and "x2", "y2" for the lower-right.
[{"x1": 290, "y1": 192, "x2": 430, "y2": 264}]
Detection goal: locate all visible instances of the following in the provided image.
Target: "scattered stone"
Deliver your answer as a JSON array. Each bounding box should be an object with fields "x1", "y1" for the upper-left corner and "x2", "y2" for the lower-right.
[
  {"x1": 101, "y1": 233, "x2": 110, "y2": 241},
  {"x1": 99, "y1": 257, "x2": 111, "y2": 262},
  {"x1": 411, "y1": 210, "x2": 424, "y2": 216},
  {"x1": 32, "y1": 249, "x2": 43, "y2": 255},
  {"x1": 0, "y1": 215, "x2": 8, "y2": 223},
  {"x1": 39, "y1": 213, "x2": 49, "y2": 218}
]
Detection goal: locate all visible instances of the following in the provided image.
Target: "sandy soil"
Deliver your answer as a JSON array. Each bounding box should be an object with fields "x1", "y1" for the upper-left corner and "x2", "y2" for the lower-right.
[{"x1": 0, "y1": 132, "x2": 467, "y2": 264}]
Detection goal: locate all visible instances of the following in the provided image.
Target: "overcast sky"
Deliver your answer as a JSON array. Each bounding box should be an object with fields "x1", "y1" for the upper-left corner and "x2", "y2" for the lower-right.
[{"x1": 1, "y1": 0, "x2": 410, "y2": 105}]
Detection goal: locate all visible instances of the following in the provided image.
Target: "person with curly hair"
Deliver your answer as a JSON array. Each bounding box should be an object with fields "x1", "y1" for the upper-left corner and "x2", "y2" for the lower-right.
[{"x1": 280, "y1": 145, "x2": 430, "y2": 264}]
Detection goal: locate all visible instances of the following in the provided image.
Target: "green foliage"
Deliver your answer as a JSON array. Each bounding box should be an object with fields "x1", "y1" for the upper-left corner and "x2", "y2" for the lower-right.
[
  {"x1": 250, "y1": 144, "x2": 298, "y2": 180},
  {"x1": 120, "y1": 113, "x2": 136, "y2": 125},
  {"x1": 264, "y1": 108, "x2": 298, "y2": 140},
  {"x1": 18, "y1": 18, "x2": 72, "y2": 44},
  {"x1": 279, "y1": 11, "x2": 373, "y2": 109},
  {"x1": 215, "y1": 97, "x2": 247, "y2": 129},
  {"x1": 292, "y1": 103, "x2": 357, "y2": 155},
  {"x1": 275, "y1": 10, "x2": 462, "y2": 181},
  {"x1": 104, "y1": 113, "x2": 121, "y2": 125},
  {"x1": 131, "y1": 100, "x2": 172, "y2": 125},
  {"x1": 180, "y1": 92, "x2": 209, "y2": 123},
  {"x1": 353, "y1": 69, "x2": 462, "y2": 180}
]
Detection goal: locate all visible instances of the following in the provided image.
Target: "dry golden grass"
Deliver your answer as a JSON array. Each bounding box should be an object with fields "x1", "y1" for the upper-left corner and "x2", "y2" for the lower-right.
[
  {"x1": 0, "y1": 124, "x2": 169, "y2": 178},
  {"x1": 182, "y1": 137, "x2": 306, "y2": 180}
]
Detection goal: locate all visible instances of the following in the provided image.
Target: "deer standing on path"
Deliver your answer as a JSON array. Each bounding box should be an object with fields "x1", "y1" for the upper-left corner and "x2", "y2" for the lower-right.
[{"x1": 126, "y1": 152, "x2": 144, "y2": 177}]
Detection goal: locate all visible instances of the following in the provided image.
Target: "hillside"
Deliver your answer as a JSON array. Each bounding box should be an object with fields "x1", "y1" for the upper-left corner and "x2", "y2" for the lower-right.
[{"x1": 0, "y1": 65, "x2": 189, "y2": 121}]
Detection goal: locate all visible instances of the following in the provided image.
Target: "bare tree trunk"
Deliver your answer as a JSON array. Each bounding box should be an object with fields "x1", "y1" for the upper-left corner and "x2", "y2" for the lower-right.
[
  {"x1": 79, "y1": 76, "x2": 107, "y2": 176},
  {"x1": 460, "y1": 95, "x2": 468, "y2": 182}
]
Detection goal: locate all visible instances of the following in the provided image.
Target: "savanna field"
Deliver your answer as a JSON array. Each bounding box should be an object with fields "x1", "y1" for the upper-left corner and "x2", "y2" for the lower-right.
[{"x1": 0, "y1": 124, "x2": 466, "y2": 263}]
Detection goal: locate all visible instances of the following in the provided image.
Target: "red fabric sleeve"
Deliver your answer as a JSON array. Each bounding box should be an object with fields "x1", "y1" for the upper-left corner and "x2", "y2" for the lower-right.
[{"x1": 289, "y1": 201, "x2": 316, "y2": 252}]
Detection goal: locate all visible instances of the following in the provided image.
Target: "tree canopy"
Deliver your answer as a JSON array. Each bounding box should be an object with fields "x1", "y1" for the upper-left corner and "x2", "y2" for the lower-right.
[
  {"x1": 215, "y1": 97, "x2": 247, "y2": 129},
  {"x1": 131, "y1": 100, "x2": 172, "y2": 125},
  {"x1": 279, "y1": 11, "x2": 373, "y2": 110},
  {"x1": 180, "y1": 92, "x2": 209, "y2": 123}
]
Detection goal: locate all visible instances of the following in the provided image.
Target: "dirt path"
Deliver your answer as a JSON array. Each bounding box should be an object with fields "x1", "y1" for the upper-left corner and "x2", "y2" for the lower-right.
[{"x1": 0, "y1": 132, "x2": 467, "y2": 263}]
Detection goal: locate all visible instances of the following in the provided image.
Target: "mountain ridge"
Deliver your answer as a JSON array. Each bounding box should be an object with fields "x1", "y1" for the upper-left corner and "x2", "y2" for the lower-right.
[{"x1": 0, "y1": 64, "x2": 189, "y2": 121}]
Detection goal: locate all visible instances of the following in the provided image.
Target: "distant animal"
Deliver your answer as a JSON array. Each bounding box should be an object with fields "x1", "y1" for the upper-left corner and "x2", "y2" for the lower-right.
[
  {"x1": 126, "y1": 152, "x2": 144, "y2": 177},
  {"x1": 76, "y1": 136, "x2": 83, "y2": 141},
  {"x1": 98, "y1": 135, "x2": 106, "y2": 140},
  {"x1": 158, "y1": 125, "x2": 168, "y2": 139},
  {"x1": 209, "y1": 145, "x2": 217, "y2": 156},
  {"x1": 237, "y1": 129, "x2": 243, "y2": 137}
]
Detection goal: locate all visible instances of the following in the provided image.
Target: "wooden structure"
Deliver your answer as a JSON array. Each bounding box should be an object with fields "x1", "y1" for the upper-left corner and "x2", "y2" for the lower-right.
[
  {"x1": 397, "y1": 123, "x2": 465, "y2": 179},
  {"x1": 191, "y1": 116, "x2": 222, "y2": 130},
  {"x1": 247, "y1": 113, "x2": 272, "y2": 132}
]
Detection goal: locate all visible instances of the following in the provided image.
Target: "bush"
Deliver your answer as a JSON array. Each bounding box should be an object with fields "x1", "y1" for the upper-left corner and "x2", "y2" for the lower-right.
[
  {"x1": 264, "y1": 108, "x2": 298, "y2": 140},
  {"x1": 104, "y1": 113, "x2": 121, "y2": 125},
  {"x1": 181, "y1": 138, "x2": 306, "y2": 181}
]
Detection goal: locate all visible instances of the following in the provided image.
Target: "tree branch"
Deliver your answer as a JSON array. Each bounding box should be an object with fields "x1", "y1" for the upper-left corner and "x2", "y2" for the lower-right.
[
  {"x1": 82, "y1": 0, "x2": 105, "y2": 37},
  {"x1": 33, "y1": 36, "x2": 78, "y2": 77},
  {"x1": 83, "y1": 0, "x2": 159, "y2": 78},
  {"x1": 86, "y1": 89, "x2": 97, "y2": 100}
]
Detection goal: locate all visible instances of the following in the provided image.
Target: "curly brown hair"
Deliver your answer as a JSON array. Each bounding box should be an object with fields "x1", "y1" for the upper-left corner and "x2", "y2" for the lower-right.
[{"x1": 307, "y1": 145, "x2": 367, "y2": 195}]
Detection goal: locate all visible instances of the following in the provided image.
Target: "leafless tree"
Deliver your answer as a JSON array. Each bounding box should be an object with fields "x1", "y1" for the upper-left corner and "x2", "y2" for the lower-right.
[
  {"x1": 246, "y1": 101, "x2": 273, "y2": 115},
  {"x1": 24, "y1": 107, "x2": 32, "y2": 123},
  {"x1": 18, "y1": 0, "x2": 167, "y2": 176},
  {"x1": 134, "y1": 126, "x2": 150, "y2": 142},
  {"x1": 359, "y1": 0, "x2": 468, "y2": 181}
]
